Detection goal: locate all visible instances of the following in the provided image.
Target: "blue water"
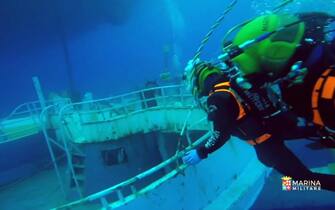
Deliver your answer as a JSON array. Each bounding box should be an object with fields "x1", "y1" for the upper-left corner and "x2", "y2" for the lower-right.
[
  {"x1": 1, "y1": 1, "x2": 335, "y2": 114},
  {"x1": 1, "y1": 0, "x2": 335, "y2": 209},
  {"x1": 0, "y1": 0, "x2": 257, "y2": 117}
]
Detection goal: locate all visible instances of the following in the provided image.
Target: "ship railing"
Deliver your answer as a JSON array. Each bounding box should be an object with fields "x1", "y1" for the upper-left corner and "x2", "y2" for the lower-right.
[
  {"x1": 57, "y1": 85, "x2": 196, "y2": 143},
  {"x1": 53, "y1": 130, "x2": 211, "y2": 210},
  {"x1": 0, "y1": 98, "x2": 71, "y2": 143},
  {"x1": 2, "y1": 100, "x2": 42, "y2": 121},
  {"x1": 2, "y1": 98, "x2": 71, "y2": 121},
  {"x1": 59, "y1": 84, "x2": 191, "y2": 115},
  {"x1": 55, "y1": 84, "x2": 204, "y2": 205}
]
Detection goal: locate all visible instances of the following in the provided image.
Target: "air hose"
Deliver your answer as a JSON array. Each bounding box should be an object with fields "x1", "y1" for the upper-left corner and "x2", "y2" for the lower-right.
[
  {"x1": 272, "y1": 0, "x2": 294, "y2": 13},
  {"x1": 192, "y1": 0, "x2": 238, "y2": 62},
  {"x1": 222, "y1": 0, "x2": 295, "y2": 48}
]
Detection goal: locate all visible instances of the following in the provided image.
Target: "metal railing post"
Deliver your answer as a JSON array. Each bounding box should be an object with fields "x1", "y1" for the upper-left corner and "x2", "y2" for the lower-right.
[
  {"x1": 118, "y1": 96, "x2": 128, "y2": 114},
  {"x1": 100, "y1": 197, "x2": 111, "y2": 210},
  {"x1": 130, "y1": 185, "x2": 137, "y2": 194},
  {"x1": 140, "y1": 91, "x2": 147, "y2": 110},
  {"x1": 116, "y1": 190, "x2": 124, "y2": 201},
  {"x1": 31, "y1": 102, "x2": 42, "y2": 127},
  {"x1": 161, "y1": 88, "x2": 166, "y2": 106},
  {"x1": 26, "y1": 103, "x2": 33, "y2": 118},
  {"x1": 96, "y1": 103, "x2": 107, "y2": 121},
  {"x1": 32, "y1": 76, "x2": 46, "y2": 110},
  {"x1": 179, "y1": 86, "x2": 184, "y2": 105}
]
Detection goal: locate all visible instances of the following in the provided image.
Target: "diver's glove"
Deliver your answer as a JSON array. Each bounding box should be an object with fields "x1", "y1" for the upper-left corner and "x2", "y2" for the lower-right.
[{"x1": 182, "y1": 149, "x2": 202, "y2": 165}]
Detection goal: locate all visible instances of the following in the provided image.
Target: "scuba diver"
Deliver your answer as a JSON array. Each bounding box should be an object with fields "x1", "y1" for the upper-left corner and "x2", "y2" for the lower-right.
[
  {"x1": 226, "y1": 12, "x2": 335, "y2": 141},
  {"x1": 182, "y1": 60, "x2": 335, "y2": 191}
]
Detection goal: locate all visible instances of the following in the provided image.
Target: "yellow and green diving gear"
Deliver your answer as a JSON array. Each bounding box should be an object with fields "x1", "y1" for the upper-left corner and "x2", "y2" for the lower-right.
[
  {"x1": 191, "y1": 63, "x2": 223, "y2": 98},
  {"x1": 230, "y1": 14, "x2": 305, "y2": 77}
]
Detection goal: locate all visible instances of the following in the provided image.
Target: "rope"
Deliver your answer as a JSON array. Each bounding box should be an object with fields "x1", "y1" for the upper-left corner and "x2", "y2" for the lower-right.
[
  {"x1": 193, "y1": 0, "x2": 238, "y2": 61},
  {"x1": 273, "y1": 0, "x2": 294, "y2": 13},
  {"x1": 222, "y1": 0, "x2": 295, "y2": 45},
  {"x1": 175, "y1": 106, "x2": 194, "y2": 156},
  {"x1": 180, "y1": 0, "x2": 238, "y2": 157}
]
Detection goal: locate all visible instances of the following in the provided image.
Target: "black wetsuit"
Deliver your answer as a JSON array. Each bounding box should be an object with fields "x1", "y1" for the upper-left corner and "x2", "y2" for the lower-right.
[{"x1": 196, "y1": 91, "x2": 335, "y2": 192}]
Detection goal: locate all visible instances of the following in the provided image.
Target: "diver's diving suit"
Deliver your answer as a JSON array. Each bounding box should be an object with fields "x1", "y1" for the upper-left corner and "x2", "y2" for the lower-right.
[
  {"x1": 196, "y1": 79, "x2": 335, "y2": 191},
  {"x1": 231, "y1": 12, "x2": 335, "y2": 136}
]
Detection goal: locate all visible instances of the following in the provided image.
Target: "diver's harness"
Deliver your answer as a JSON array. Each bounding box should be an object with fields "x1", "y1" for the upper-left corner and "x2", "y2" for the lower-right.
[
  {"x1": 209, "y1": 80, "x2": 277, "y2": 145},
  {"x1": 213, "y1": 64, "x2": 288, "y2": 121},
  {"x1": 233, "y1": 80, "x2": 287, "y2": 119}
]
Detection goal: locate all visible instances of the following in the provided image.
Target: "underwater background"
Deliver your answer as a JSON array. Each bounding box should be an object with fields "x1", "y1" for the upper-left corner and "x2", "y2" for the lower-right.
[
  {"x1": 1, "y1": 0, "x2": 335, "y2": 209},
  {"x1": 1, "y1": 0, "x2": 335, "y2": 115}
]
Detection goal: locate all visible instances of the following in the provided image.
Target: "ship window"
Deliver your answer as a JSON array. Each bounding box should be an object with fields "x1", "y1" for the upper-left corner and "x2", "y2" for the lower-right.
[{"x1": 101, "y1": 147, "x2": 128, "y2": 166}]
